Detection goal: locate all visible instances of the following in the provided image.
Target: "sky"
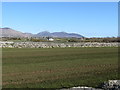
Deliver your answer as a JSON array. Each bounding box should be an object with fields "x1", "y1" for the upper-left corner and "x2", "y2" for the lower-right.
[{"x1": 2, "y1": 2, "x2": 118, "y2": 37}]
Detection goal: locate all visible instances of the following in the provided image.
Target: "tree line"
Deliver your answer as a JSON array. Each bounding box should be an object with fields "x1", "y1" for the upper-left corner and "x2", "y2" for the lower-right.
[{"x1": 1, "y1": 37, "x2": 120, "y2": 43}]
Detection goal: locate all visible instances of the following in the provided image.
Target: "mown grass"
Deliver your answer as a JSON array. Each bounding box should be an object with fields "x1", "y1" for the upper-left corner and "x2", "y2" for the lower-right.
[{"x1": 2, "y1": 47, "x2": 118, "y2": 88}]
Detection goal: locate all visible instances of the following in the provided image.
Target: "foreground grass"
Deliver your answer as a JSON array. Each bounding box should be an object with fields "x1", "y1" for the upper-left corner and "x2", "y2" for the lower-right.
[{"x1": 2, "y1": 47, "x2": 118, "y2": 88}]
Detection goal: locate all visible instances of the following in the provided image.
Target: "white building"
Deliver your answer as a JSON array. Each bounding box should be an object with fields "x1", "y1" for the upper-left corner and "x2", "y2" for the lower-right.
[{"x1": 48, "y1": 38, "x2": 54, "y2": 41}]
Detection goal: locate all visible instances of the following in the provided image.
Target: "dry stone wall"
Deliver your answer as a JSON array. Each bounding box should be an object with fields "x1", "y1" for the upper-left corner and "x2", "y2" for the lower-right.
[{"x1": 0, "y1": 41, "x2": 119, "y2": 48}]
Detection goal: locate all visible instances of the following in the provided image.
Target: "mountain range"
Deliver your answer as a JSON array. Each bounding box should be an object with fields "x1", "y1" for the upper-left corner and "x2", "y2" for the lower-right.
[{"x1": 0, "y1": 27, "x2": 84, "y2": 38}]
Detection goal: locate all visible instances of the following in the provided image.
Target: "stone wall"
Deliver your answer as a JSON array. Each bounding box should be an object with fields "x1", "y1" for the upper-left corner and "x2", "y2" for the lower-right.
[
  {"x1": 0, "y1": 41, "x2": 119, "y2": 48},
  {"x1": 60, "y1": 80, "x2": 120, "y2": 90},
  {"x1": 60, "y1": 87, "x2": 103, "y2": 90}
]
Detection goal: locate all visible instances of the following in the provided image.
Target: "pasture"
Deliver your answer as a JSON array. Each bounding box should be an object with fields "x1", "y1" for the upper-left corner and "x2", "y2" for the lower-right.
[{"x1": 2, "y1": 47, "x2": 118, "y2": 88}]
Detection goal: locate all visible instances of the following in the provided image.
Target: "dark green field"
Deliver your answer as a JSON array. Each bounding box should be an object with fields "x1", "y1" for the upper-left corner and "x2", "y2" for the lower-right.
[{"x1": 2, "y1": 47, "x2": 118, "y2": 88}]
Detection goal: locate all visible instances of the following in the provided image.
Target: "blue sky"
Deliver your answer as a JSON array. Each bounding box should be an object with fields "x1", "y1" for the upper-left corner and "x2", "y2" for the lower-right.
[{"x1": 2, "y1": 2, "x2": 118, "y2": 37}]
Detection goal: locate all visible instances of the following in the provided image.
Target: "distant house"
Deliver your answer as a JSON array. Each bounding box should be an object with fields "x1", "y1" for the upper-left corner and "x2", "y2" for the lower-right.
[{"x1": 48, "y1": 38, "x2": 54, "y2": 41}]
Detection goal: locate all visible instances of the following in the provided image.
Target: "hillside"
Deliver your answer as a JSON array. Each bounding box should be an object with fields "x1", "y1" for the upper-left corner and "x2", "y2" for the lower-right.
[{"x1": 0, "y1": 27, "x2": 84, "y2": 38}]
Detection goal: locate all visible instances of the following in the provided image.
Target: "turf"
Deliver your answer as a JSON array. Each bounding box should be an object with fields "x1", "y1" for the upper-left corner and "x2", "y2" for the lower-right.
[{"x1": 2, "y1": 47, "x2": 118, "y2": 88}]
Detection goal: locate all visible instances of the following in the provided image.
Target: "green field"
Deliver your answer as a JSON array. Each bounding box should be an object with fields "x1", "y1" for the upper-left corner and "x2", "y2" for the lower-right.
[{"x1": 2, "y1": 47, "x2": 118, "y2": 88}]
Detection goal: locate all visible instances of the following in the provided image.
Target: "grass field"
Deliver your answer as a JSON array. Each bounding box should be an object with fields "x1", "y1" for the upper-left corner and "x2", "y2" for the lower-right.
[{"x1": 2, "y1": 47, "x2": 118, "y2": 88}]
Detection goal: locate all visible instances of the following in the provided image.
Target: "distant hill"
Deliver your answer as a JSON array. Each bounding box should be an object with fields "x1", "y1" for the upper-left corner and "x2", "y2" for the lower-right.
[
  {"x1": 0, "y1": 27, "x2": 84, "y2": 38},
  {"x1": 35, "y1": 31, "x2": 84, "y2": 38},
  {"x1": 35, "y1": 31, "x2": 52, "y2": 37},
  {"x1": 51, "y1": 32, "x2": 83, "y2": 38},
  {"x1": 0, "y1": 27, "x2": 33, "y2": 37}
]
